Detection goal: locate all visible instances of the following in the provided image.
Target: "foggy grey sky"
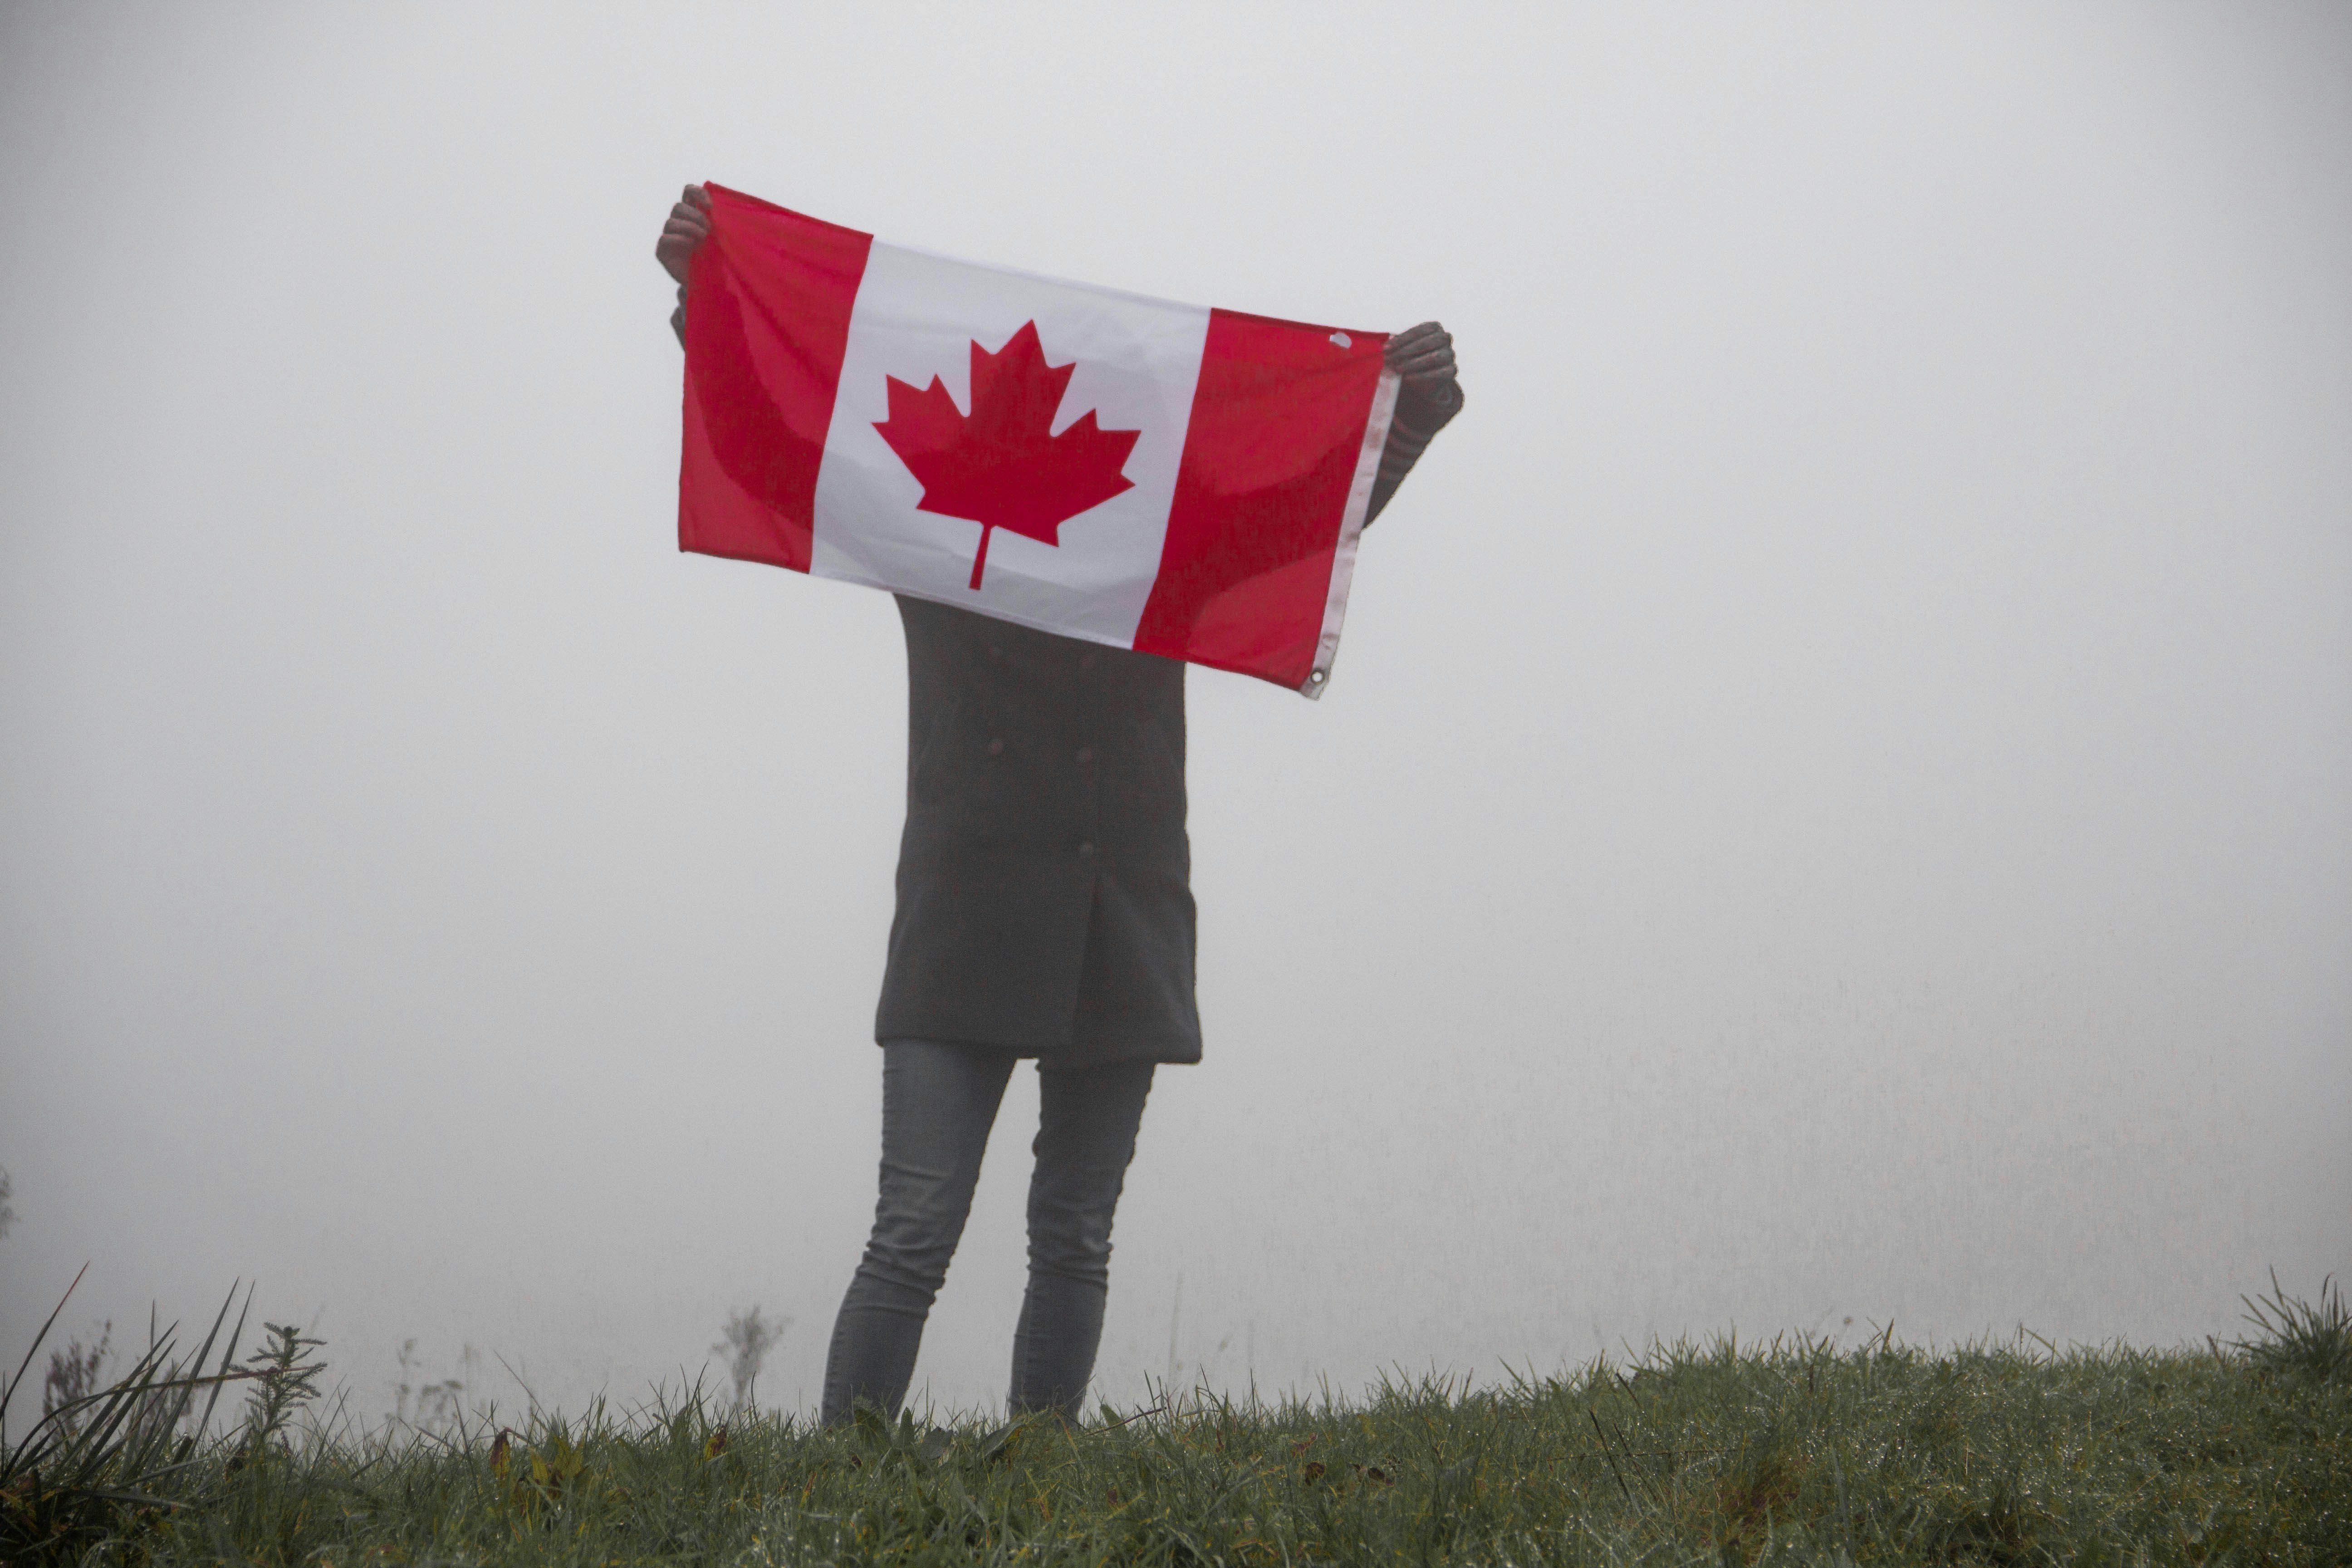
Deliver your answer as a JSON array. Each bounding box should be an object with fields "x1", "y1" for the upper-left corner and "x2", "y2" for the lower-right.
[{"x1": 3, "y1": 2, "x2": 2347, "y2": 1425}]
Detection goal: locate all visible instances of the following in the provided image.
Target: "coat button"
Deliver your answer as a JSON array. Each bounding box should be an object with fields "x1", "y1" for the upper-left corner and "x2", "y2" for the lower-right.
[
  {"x1": 988, "y1": 738, "x2": 1004, "y2": 755},
  {"x1": 1075, "y1": 747, "x2": 1094, "y2": 765},
  {"x1": 1077, "y1": 841, "x2": 1096, "y2": 858}
]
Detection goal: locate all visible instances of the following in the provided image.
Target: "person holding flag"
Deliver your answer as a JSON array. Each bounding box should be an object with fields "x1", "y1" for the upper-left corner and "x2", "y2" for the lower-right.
[{"x1": 656, "y1": 184, "x2": 1461, "y2": 1428}]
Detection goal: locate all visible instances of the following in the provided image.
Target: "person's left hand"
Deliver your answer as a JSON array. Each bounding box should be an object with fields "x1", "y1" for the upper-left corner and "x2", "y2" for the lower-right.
[
  {"x1": 1386, "y1": 321, "x2": 1462, "y2": 424},
  {"x1": 657, "y1": 184, "x2": 713, "y2": 289}
]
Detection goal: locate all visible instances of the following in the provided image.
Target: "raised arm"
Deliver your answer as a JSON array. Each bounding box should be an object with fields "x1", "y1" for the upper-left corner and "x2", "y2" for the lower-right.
[{"x1": 1367, "y1": 321, "x2": 1463, "y2": 526}]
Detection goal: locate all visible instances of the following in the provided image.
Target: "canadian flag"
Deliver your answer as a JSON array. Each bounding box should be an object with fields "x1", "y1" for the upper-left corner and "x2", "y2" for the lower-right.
[{"x1": 678, "y1": 183, "x2": 1400, "y2": 696}]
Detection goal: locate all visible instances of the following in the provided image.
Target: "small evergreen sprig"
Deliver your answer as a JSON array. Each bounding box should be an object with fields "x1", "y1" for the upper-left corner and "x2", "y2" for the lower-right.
[{"x1": 235, "y1": 1323, "x2": 327, "y2": 1465}]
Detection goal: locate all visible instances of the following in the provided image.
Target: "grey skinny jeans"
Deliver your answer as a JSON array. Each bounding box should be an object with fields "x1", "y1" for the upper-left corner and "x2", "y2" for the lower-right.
[{"x1": 820, "y1": 1039, "x2": 1155, "y2": 1427}]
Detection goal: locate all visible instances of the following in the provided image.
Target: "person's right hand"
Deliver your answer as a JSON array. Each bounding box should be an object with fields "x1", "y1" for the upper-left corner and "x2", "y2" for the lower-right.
[{"x1": 657, "y1": 185, "x2": 712, "y2": 289}]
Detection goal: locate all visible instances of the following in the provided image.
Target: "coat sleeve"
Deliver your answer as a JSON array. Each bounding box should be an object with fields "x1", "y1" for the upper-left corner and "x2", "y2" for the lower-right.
[{"x1": 1365, "y1": 377, "x2": 1463, "y2": 525}]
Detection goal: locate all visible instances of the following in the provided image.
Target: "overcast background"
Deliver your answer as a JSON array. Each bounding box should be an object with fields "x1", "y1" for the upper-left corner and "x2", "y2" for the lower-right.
[{"x1": 3, "y1": 2, "x2": 2347, "y2": 1429}]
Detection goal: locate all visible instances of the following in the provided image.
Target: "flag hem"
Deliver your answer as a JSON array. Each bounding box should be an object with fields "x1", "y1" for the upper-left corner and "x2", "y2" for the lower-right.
[
  {"x1": 810, "y1": 563, "x2": 1142, "y2": 657},
  {"x1": 1302, "y1": 368, "x2": 1401, "y2": 699}
]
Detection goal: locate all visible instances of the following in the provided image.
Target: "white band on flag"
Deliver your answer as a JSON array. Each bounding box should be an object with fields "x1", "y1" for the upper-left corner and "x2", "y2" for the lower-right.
[{"x1": 1303, "y1": 368, "x2": 1401, "y2": 699}]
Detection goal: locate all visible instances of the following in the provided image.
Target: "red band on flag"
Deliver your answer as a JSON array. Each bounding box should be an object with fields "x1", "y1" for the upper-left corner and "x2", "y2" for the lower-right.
[
  {"x1": 1132, "y1": 310, "x2": 1389, "y2": 687},
  {"x1": 679, "y1": 185, "x2": 872, "y2": 571}
]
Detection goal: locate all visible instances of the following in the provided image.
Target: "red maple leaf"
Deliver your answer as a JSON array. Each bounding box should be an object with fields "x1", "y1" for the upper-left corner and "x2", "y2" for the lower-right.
[{"x1": 872, "y1": 320, "x2": 1141, "y2": 588}]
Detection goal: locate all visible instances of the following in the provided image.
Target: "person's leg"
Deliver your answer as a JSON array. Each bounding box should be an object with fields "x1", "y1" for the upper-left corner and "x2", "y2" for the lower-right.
[
  {"x1": 820, "y1": 1040, "x2": 1018, "y2": 1426},
  {"x1": 1007, "y1": 1058, "x2": 1156, "y2": 1423}
]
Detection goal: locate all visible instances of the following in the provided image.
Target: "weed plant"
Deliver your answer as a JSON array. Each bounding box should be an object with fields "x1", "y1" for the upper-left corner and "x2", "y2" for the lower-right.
[
  {"x1": 9, "y1": 1288, "x2": 2348, "y2": 1565},
  {"x1": 2232, "y1": 1270, "x2": 2350, "y2": 1386}
]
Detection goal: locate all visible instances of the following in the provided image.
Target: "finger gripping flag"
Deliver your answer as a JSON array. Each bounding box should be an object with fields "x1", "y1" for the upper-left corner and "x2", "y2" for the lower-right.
[{"x1": 677, "y1": 183, "x2": 1400, "y2": 696}]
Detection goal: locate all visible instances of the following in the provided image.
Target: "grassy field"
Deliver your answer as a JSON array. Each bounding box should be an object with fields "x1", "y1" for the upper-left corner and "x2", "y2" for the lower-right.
[{"x1": 5, "y1": 1281, "x2": 2347, "y2": 1565}]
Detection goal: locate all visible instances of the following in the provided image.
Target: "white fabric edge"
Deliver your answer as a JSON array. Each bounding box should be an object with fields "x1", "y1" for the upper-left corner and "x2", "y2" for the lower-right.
[
  {"x1": 879, "y1": 236, "x2": 1209, "y2": 318},
  {"x1": 1302, "y1": 368, "x2": 1401, "y2": 699}
]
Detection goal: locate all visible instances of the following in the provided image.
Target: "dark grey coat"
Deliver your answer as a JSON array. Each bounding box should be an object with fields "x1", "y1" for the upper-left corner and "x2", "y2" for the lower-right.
[{"x1": 874, "y1": 595, "x2": 1201, "y2": 1066}]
